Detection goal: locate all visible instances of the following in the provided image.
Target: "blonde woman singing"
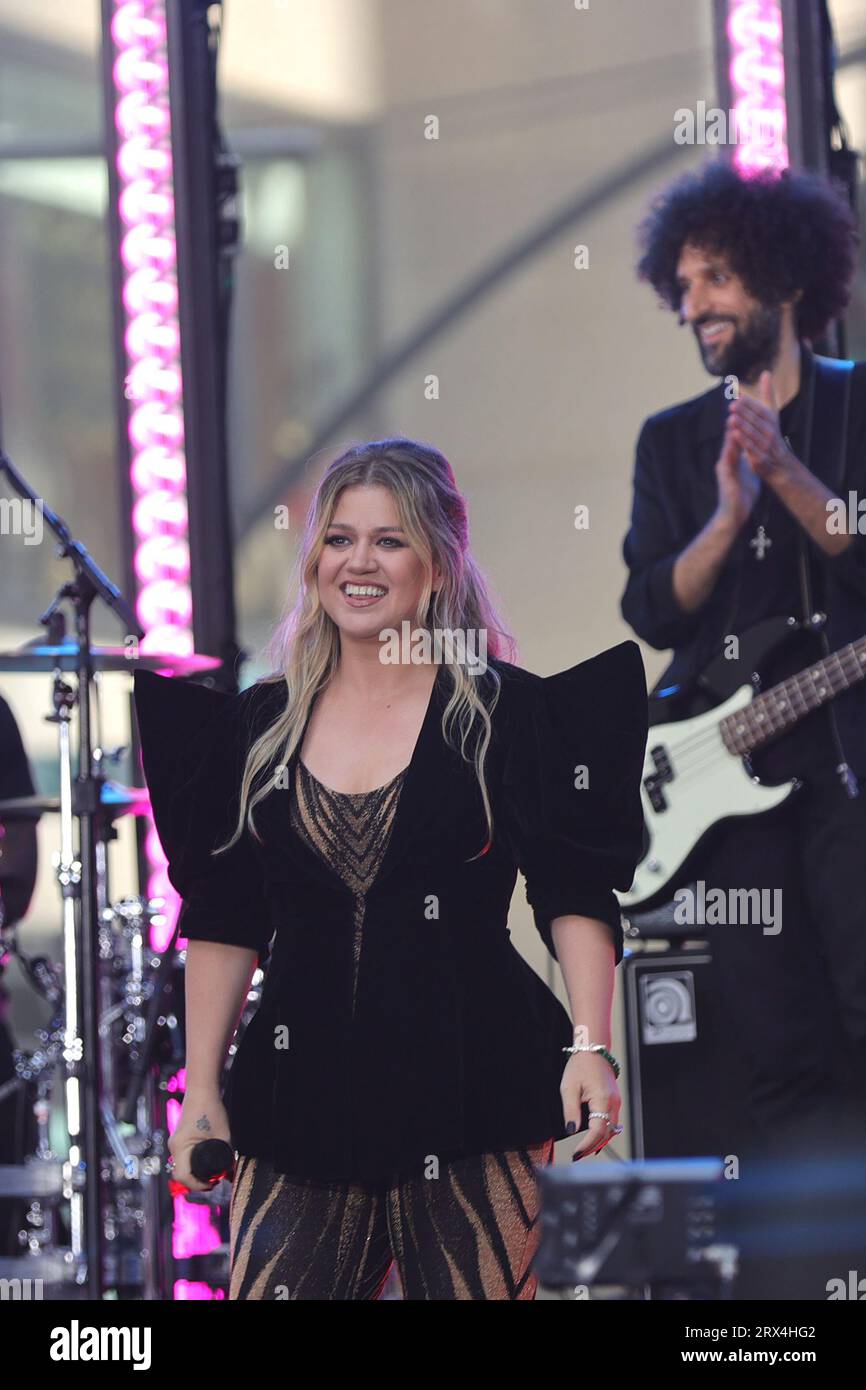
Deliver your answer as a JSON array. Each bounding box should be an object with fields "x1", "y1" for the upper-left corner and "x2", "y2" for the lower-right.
[{"x1": 134, "y1": 437, "x2": 646, "y2": 1301}]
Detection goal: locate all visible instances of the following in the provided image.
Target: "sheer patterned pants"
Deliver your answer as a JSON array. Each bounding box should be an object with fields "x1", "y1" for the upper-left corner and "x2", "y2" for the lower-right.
[{"x1": 228, "y1": 1138, "x2": 555, "y2": 1301}]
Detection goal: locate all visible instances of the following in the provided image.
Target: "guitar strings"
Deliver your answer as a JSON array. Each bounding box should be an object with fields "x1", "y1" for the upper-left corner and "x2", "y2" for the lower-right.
[{"x1": 642, "y1": 645, "x2": 866, "y2": 785}]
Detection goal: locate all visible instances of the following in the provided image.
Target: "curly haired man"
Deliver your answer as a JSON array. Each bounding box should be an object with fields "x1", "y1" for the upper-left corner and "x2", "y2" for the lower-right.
[{"x1": 621, "y1": 165, "x2": 866, "y2": 1276}]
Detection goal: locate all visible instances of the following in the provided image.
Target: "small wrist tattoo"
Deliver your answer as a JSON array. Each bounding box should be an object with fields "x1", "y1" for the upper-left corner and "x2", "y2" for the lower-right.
[{"x1": 195, "y1": 1114, "x2": 212, "y2": 1132}]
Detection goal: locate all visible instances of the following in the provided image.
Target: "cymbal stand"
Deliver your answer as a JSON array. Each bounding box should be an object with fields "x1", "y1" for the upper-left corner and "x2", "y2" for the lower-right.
[{"x1": 2, "y1": 446, "x2": 143, "y2": 1299}]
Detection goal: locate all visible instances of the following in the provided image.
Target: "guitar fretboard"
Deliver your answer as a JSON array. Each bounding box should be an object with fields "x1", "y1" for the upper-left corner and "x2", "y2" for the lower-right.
[{"x1": 720, "y1": 637, "x2": 866, "y2": 756}]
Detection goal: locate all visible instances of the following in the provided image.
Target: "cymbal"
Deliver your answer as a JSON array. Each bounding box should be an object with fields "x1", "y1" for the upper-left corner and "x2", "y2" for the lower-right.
[
  {"x1": 0, "y1": 781, "x2": 151, "y2": 820},
  {"x1": 0, "y1": 643, "x2": 221, "y2": 675}
]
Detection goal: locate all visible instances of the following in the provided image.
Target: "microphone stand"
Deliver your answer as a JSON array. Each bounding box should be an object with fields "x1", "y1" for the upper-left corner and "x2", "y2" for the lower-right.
[{"x1": 1, "y1": 447, "x2": 143, "y2": 1299}]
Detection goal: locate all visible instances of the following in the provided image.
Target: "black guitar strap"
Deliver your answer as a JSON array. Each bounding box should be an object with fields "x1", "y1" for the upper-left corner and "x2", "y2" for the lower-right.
[{"x1": 793, "y1": 353, "x2": 857, "y2": 796}]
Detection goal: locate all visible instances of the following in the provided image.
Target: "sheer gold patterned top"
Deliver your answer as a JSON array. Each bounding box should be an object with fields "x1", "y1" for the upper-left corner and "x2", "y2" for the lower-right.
[{"x1": 290, "y1": 758, "x2": 407, "y2": 1014}]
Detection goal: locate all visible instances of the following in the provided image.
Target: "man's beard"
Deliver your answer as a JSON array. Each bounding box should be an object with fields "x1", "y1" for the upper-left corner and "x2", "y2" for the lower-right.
[{"x1": 693, "y1": 302, "x2": 783, "y2": 383}]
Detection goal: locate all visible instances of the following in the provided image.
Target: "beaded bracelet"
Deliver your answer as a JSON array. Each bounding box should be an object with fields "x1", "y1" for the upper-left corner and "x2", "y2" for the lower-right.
[{"x1": 562, "y1": 1042, "x2": 621, "y2": 1079}]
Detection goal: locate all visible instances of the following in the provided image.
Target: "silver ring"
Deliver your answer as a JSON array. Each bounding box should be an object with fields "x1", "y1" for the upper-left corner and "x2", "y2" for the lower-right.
[{"x1": 588, "y1": 1111, "x2": 610, "y2": 1121}]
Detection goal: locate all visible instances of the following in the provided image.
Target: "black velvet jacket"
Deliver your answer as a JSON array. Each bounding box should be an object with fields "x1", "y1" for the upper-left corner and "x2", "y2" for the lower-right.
[{"x1": 133, "y1": 642, "x2": 647, "y2": 1183}]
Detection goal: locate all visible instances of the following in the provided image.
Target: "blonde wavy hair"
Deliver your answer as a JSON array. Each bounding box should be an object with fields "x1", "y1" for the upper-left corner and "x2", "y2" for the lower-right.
[{"x1": 217, "y1": 437, "x2": 518, "y2": 859}]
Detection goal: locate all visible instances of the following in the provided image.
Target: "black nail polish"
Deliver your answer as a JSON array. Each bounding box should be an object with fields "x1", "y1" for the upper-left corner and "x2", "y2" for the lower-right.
[{"x1": 565, "y1": 1121, "x2": 576, "y2": 1136}]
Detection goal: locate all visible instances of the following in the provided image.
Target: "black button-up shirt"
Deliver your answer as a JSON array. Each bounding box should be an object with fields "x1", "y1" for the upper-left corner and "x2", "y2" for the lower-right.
[{"x1": 620, "y1": 347, "x2": 866, "y2": 779}]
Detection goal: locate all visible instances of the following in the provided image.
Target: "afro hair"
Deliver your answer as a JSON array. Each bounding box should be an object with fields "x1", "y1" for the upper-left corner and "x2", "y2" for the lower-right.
[{"x1": 636, "y1": 161, "x2": 858, "y2": 340}]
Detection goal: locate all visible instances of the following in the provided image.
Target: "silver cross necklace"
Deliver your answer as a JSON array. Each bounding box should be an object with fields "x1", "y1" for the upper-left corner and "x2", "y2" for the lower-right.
[
  {"x1": 749, "y1": 522, "x2": 772, "y2": 560},
  {"x1": 747, "y1": 432, "x2": 794, "y2": 561}
]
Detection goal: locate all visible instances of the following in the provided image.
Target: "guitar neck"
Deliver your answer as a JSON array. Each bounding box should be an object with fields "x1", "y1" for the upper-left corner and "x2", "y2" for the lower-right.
[{"x1": 720, "y1": 637, "x2": 866, "y2": 756}]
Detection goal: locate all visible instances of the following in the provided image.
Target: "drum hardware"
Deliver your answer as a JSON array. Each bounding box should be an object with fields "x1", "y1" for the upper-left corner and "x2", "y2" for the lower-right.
[
  {"x1": 0, "y1": 1252, "x2": 78, "y2": 1284},
  {"x1": 0, "y1": 896, "x2": 205, "y2": 1296},
  {"x1": 0, "y1": 1160, "x2": 85, "y2": 1199},
  {"x1": 0, "y1": 445, "x2": 225, "y2": 1298},
  {"x1": 0, "y1": 643, "x2": 220, "y2": 676},
  {"x1": 0, "y1": 784, "x2": 151, "y2": 822}
]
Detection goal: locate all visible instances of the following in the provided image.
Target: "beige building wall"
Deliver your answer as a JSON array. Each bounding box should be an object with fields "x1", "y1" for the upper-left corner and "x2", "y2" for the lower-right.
[{"x1": 365, "y1": 5, "x2": 714, "y2": 1040}]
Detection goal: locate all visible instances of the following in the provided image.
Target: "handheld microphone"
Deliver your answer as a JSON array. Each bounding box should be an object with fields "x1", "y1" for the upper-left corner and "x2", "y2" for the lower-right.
[{"x1": 189, "y1": 1138, "x2": 236, "y2": 1185}]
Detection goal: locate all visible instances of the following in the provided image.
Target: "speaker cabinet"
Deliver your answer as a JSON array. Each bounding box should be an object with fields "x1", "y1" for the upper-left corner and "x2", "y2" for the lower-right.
[{"x1": 623, "y1": 946, "x2": 753, "y2": 1159}]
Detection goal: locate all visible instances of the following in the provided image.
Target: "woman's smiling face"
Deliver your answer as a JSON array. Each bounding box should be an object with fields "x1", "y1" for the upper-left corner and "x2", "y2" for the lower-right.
[{"x1": 316, "y1": 483, "x2": 442, "y2": 641}]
